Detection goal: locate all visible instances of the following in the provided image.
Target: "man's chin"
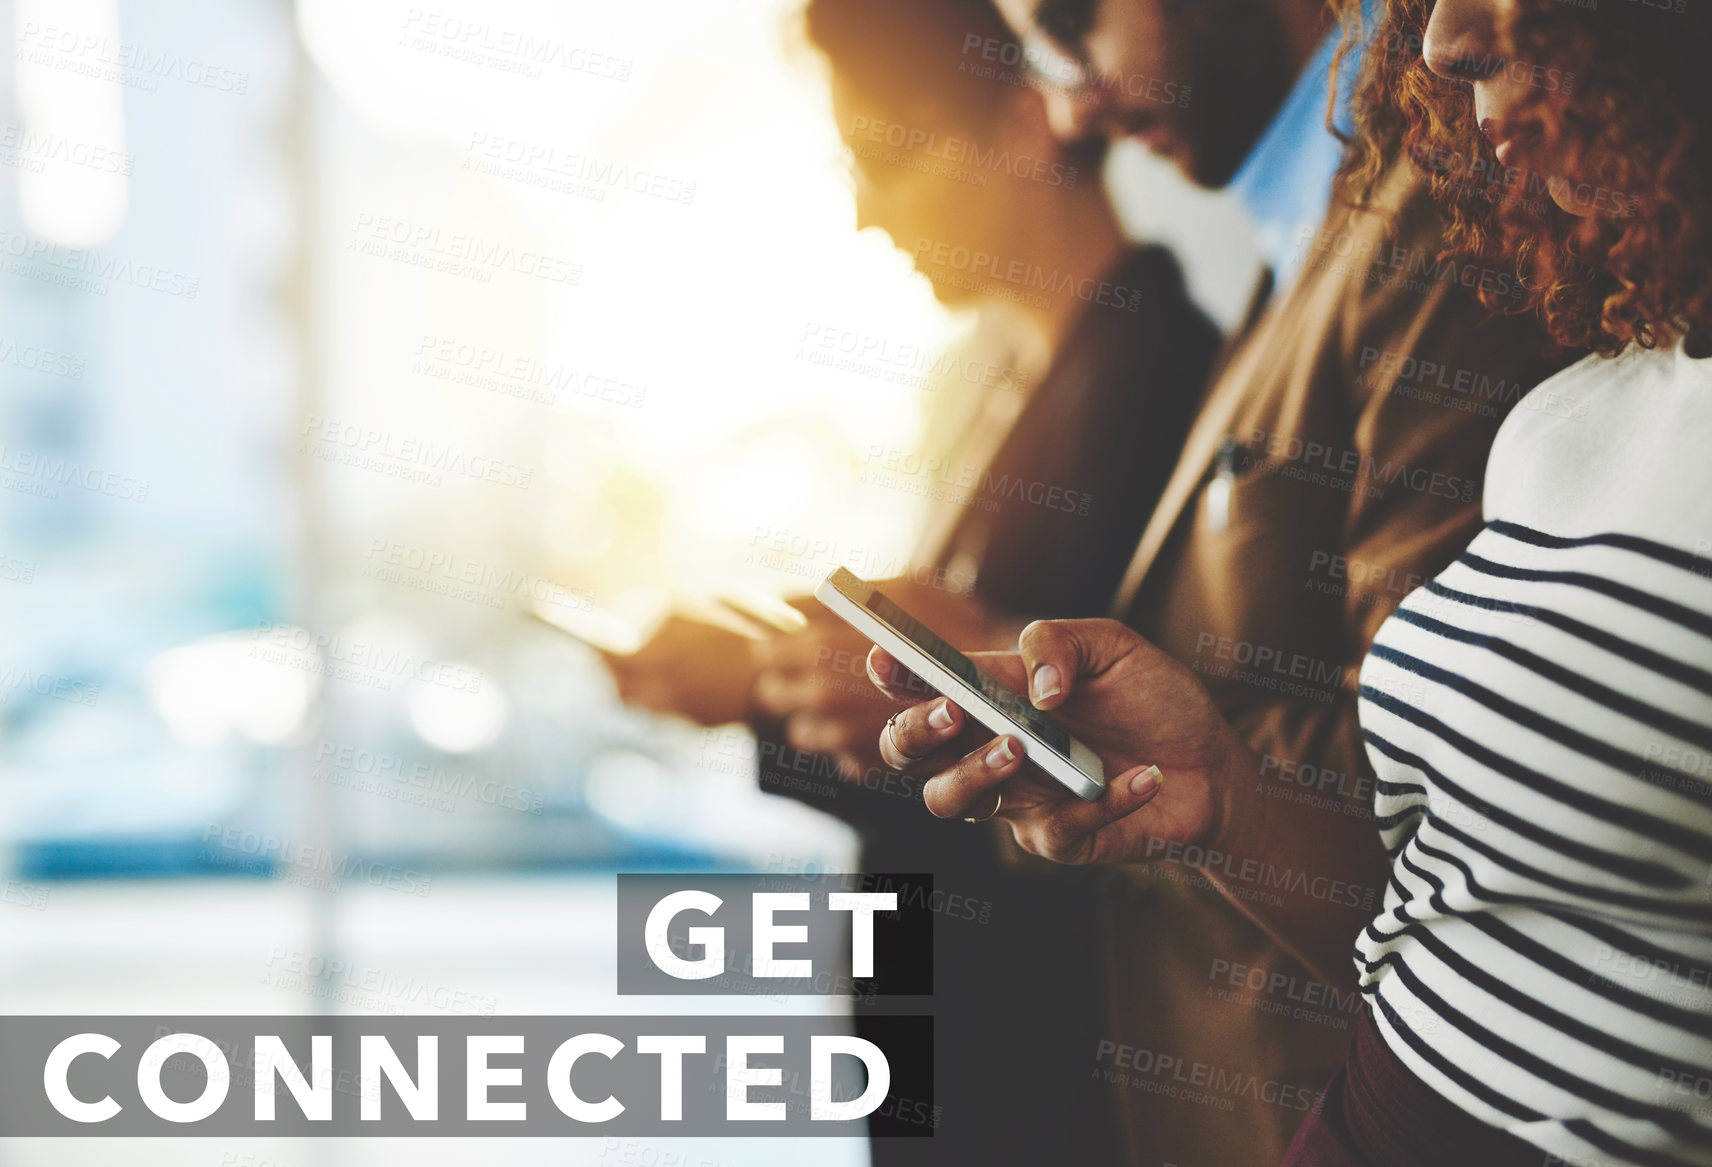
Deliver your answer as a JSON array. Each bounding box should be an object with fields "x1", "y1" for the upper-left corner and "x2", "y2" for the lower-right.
[
  {"x1": 1121, "y1": 129, "x2": 1215, "y2": 189},
  {"x1": 1185, "y1": 145, "x2": 1249, "y2": 193}
]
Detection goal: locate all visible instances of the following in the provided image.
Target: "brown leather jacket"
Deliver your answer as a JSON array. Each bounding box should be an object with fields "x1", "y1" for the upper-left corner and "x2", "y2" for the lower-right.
[{"x1": 1093, "y1": 162, "x2": 1574, "y2": 1167}]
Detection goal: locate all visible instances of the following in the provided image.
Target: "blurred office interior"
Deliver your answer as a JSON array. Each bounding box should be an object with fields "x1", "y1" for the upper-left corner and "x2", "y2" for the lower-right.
[{"x1": 0, "y1": 1, "x2": 1258, "y2": 1162}]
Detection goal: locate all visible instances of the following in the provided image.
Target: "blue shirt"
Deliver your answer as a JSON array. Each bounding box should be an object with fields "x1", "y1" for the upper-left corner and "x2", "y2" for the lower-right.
[{"x1": 1227, "y1": 13, "x2": 1368, "y2": 291}]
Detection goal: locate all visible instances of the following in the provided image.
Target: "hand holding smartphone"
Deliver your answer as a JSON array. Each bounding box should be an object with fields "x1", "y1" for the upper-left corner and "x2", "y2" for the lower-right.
[
  {"x1": 529, "y1": 588, "x2": 806, "y2": 655},
  {"x1": 814, "y1": 568, "x2": 1106, "y2": 801},
  {"x1": 532, "y1": 587, "x2": 796, "y2": 728}
]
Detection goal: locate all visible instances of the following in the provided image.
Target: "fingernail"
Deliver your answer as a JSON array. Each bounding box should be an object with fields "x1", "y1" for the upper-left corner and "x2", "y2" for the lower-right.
[
  {"x1": 1129, "y1": 765, "x2": 1163, "y2": 798},
  {"x1": 1031, "y1": 664, "x2": 1061, "y2": 707},
  {"x1": 928, "y1": 699, "x2": 954, "y2": 731},
  {"x1": 985, "y1": 738, "x2": 1016, "y2": 769}
]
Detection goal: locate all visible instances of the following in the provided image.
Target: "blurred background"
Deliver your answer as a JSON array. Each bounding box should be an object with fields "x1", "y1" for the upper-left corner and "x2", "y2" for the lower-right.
[{"x1": 0, "y1": 0, "x2": 1259, "y2": 1162}]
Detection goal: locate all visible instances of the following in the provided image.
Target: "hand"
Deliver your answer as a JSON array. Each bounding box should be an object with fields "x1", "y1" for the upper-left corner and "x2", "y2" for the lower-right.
[
  {"x1": 754, "y1": 580, "x2": 1015, "y2": 780},
  {"x1": 600, "y1": 615, "x2": 763, "y2": 727},
  {"x1": 869, "y1": 618, "x2": 1242, "y2": 866}
]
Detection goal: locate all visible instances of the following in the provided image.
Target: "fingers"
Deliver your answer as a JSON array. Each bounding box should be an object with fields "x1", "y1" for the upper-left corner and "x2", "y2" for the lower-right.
[
  {"x1": 752, "y1": 666, "x2": 810, "y2": 718},
  {"x1": 917, "y1": 741, "x2": 1168, "y2": 864},
  {"x1": 920, "y1": 736, "x2": 1028, "y2": 818},
  {"x1": 756, "y1": 630, "x2": 892, "y2": 718},
  {"x1": 757, "y1": 611, "x2": 860, "y2": 699},
  {"x1": 876, "y1": 695, "x2": 964, "y2": 770},
  {"x1": 759, "y1": 627, "x2": 824, "y2": 675},
  {"x1": 785, "y1": 706, "x2": 892, "y2": 761},
  {"x1": 865, "y1": 646, "x2": 922, "y2": 701},
  {"x1": 1012, "y1": 764, "x2": 1165, "y2": 863},
  {"x1": 599, "y1": 656, "x2": 648, "y2": 705},
  {"x1": 785, "y1": 711, "x2": 851, "y2": 758},
  {"x1": 1016, "y1": 618, "x2": 1137, "y2": 710}
]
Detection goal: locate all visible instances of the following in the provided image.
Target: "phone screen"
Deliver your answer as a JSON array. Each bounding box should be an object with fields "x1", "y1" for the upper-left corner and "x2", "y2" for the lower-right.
[{"x1": 864, "y1": 591, "x2": 1073, "y2": 759}]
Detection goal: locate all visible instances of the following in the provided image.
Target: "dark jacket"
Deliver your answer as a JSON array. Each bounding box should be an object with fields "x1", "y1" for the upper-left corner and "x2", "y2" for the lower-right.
[{"x1": 759, "y1": 244, "x2": 1221, "y2": 1166}]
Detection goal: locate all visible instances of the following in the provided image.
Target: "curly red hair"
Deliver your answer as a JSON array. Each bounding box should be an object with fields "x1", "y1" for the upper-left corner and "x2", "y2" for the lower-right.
[{"x1": 1336, "y1": 0, "x2": 1712, "y2": 356}]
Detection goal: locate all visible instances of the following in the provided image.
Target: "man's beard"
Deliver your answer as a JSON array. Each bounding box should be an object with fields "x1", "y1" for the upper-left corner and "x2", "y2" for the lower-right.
[{"x1": 1161, "y1": 0, "x2": 1300, "y2": 188}]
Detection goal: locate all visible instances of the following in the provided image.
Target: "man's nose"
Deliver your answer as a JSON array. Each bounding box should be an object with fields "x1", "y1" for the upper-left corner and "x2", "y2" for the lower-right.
[
  {"x1": 850, "y1": 171, "x2": 881, "y2": 235},
  {"x1": 854, "y1": 197, "x2": 880, "y2": 236}
]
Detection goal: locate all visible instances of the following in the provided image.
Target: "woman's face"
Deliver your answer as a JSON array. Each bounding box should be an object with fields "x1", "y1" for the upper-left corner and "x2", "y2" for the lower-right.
[
  {"x1": 1421, "y1": 0, "x2": 1589, "y2": 215},
  {"x1": 830, "y1": 77, "x2": 1060, "y2": 308}
]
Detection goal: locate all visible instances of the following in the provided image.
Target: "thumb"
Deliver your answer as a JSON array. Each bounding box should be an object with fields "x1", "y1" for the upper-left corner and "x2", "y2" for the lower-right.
[
  {"x1": 1016, "y1": 618, "x2": 1137, "y2": 711},
  {"x1": 1017, "y1": 761, "x2": 1165, "y2": 863}
]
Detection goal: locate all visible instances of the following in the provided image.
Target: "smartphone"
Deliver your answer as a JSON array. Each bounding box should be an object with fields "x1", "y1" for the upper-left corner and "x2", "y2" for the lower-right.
[
  {"x1": 714, "y1": 590, "x2": 808, "y2": 635},
  {"x1": 529, "y1": 588, "x2": 802, "y2": 655},
  {"x1": 528, "y1": 595, "x2": 658, "y2": 656},
  {"x1": 814, "y1": 568, "x2": 1105, "y2": 802}
]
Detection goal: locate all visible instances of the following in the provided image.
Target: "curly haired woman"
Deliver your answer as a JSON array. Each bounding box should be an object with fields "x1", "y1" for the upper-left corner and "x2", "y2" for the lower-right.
[
  {"x1": 1303, "y1": 3, "x2": 1712, "y2": 1162},
  {"x1": 865, "y1": 1, "x2": 1712, "y2": 1163}
]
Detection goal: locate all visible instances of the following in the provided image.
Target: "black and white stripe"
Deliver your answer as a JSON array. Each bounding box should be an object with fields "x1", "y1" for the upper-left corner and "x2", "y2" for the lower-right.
[{"x1": 1357, "y1": 517, "x2": 1712, "y2": 1167}]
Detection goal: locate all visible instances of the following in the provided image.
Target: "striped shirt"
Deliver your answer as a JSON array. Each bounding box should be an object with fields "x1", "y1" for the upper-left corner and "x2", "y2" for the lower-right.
[{"x1": 1355, "y1": 342, "x2": 1712, "y2": 1167}]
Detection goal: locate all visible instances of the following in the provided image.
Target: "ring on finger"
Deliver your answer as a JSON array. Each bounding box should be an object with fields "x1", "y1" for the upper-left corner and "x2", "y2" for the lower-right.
[
  {"x1": 963, "y1": 789, "x2": 1003, "y2": 824},
  {"x1": 885, "y1": 713, "x2": 926, "y2": 764}
]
